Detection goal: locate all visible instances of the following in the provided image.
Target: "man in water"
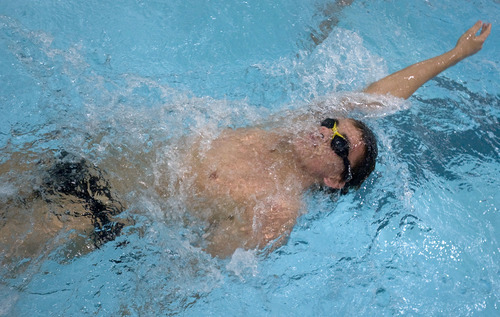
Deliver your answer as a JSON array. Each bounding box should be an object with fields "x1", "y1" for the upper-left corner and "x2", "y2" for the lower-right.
[
  {"x1": 183, "y1": 21, "x2": 491, "y2": 256},
  {"x1": 0, "y1": 21, "x2": 491, "y2": 262}
]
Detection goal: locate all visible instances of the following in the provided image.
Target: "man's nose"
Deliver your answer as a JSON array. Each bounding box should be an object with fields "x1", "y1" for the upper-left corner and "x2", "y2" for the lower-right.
[{"x1": 319, "y1": 126, "x2": 333, "y2": 142}]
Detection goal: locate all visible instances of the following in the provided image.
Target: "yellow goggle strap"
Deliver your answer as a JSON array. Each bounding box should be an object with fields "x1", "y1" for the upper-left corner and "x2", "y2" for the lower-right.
[{"x1": 331, "y1": 121, "x2": 346, "y2": 140}]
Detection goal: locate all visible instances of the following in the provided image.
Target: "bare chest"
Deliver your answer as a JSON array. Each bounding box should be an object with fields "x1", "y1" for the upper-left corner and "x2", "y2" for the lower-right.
[{"x1": 188, "y1": 129, "x2": 298, "y2": 203}]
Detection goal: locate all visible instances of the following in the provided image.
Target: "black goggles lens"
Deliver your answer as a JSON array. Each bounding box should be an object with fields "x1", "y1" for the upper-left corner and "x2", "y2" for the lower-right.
[{"x1": 320, "y1": 118, "x2": 352, "y2": 182}]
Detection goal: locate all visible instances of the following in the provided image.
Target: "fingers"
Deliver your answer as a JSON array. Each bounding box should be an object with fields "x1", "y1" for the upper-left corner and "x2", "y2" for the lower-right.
[
  {"x1": 465, "y1": 21, "x2": 491, "y2": 43},
  {"x1": 478, "y1": 23, "x2": 492, "y2": 41},
  {"x1": 467, "y1": 20, "x2": 483, "y2": 35}
]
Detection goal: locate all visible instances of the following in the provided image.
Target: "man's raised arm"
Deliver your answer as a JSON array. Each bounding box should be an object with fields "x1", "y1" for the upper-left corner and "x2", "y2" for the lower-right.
[{"x1": 363, "y1": 21, "x2": 491, "y2": 99}]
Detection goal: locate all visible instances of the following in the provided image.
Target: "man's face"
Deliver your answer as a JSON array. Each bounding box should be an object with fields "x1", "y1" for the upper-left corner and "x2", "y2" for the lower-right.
[{"x1": 292, "y1": 118, "x2": 365, "y2": 188}]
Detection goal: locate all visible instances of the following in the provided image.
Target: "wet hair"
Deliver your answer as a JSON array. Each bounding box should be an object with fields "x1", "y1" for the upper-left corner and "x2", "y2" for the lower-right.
[{"x1": 341, "y1": 119, "x2": 378, "y2": 194}]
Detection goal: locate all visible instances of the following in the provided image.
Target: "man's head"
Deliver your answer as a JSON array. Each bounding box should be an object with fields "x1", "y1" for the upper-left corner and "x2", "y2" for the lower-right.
[
  {"x1": 319, "y1": 118, "x2": 378, "y2": 192},
  {"x1": 292, "y1": 117, "x2": 378, "y2": 193},
  {"x1": 340, "y1": 118, "x2": 378, "y2": 193}
]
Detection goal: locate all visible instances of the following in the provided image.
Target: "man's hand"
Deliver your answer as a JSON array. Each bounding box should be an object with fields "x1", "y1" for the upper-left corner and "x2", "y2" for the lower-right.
[
  {"x1": 363, "y1": 20, "x2": 492, "y2": 99},
  {"x1": 454, "y1": 21, "x2": 492, "y2": 59}
]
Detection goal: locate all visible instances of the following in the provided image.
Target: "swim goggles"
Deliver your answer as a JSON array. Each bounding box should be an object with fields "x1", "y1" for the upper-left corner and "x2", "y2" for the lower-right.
[{"x1": 320, "y1": 118, "x2": 352, "y2": 182}]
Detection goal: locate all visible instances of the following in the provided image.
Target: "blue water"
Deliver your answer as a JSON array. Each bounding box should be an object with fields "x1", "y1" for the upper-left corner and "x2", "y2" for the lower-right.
[{"x1": 1, "y1": 0, "x2": 499, "y2": 316}]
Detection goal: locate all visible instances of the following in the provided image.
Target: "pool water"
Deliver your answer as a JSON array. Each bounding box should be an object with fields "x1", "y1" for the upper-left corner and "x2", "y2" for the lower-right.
[{"x1": 1, "y1": 0, "x2": 499, "y2": 315}]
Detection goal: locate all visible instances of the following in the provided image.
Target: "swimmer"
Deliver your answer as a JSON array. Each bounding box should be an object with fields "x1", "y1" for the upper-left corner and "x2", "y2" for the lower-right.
[
  {"x1": 0, "y1": 151, "x2": 128, "y2": 275},
  {"x1": 0, "y1": 21, "x2": 491, "y2": 263},
  {"x1": 183, "y1": 21, "x2": 491, "y2": 257}
]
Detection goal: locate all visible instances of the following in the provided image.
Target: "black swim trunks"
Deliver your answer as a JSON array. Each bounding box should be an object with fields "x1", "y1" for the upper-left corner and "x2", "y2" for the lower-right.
[{"x1": 40, "y1": 151, "x2": 125, "y2": 248}]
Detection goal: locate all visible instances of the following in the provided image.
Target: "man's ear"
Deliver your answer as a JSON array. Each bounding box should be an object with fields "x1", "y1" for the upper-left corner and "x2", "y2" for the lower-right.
[{"x1": 323, "y1": 176, "x2": 346, "y2": 189}]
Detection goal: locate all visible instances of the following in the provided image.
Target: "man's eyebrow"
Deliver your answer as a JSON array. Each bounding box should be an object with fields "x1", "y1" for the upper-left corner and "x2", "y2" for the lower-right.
[
  {"x1": 345, "y1": 134, "x2": 351, "y2": 143},
  {"x1": 345, "y1": 134, "x2": 352, "y2": 147},
  {"x1": 339, "y1": 126, "x2": 350, "y2": 144}
]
